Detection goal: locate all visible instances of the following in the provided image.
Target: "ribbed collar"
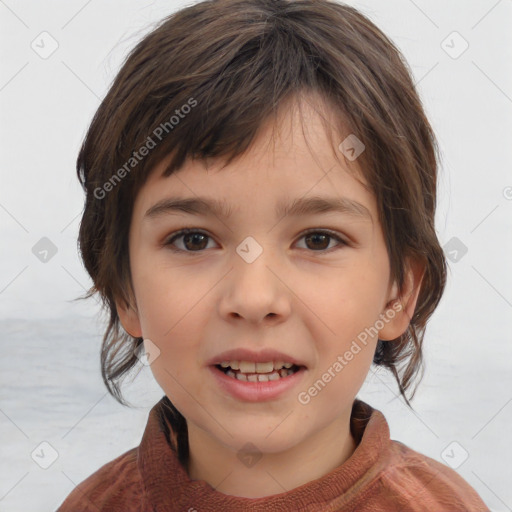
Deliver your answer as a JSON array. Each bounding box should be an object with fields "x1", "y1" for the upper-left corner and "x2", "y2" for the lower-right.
[{"x1": 138, "y1": 396, "x2": 391, "y2": 511}]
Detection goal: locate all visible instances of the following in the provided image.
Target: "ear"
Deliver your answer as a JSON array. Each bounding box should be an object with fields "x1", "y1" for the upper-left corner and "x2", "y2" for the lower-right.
[
  {"x1": 115, "y1": 294, "x2": 143, "y2": 338},
  {"x1": 378, "y1": 257, "x2": 425, "y2": 341}
]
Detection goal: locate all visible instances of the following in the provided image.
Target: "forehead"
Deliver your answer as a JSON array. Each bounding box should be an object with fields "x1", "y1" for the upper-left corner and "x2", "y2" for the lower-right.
[{"x1": 134, "y1": 94, "x2": 375, "y2": 222}]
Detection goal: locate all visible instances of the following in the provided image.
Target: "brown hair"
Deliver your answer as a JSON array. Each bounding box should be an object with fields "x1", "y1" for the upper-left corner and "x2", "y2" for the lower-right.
[{"x1": 76, "y1": 0, "x2": 447, "y2": 407}]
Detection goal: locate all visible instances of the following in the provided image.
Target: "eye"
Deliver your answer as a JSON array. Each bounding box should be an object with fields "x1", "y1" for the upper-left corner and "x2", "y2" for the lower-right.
[
  {"x1": 164, "y1": 229, "x2": 217, "y2": 252},
  {"x1": 163, "y1": 228, "x2": 348, "y2": 253},
  {"x1": 295, "y1": 229, "x2": 348, "y2": 252}
]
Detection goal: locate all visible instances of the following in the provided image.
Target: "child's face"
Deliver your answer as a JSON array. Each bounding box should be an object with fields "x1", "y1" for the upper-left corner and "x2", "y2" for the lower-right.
[{"x1": 119, "y1": 98, "x2": 406, "y2": 457}]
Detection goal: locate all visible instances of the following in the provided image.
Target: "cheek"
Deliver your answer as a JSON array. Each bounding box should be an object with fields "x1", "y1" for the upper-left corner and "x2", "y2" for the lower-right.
[
  {"x1": 133, "y1": 256, "x2": 210, "y2": 334},
  {"x1": 134, "y1": 272, "x2": 215, "y2": 370},
  {"x1": 305, "y1": 268, "x2": 385, "y2": 343},
  {"x1": 298, "y1": 271, "x2": 384, "y2": 403}
]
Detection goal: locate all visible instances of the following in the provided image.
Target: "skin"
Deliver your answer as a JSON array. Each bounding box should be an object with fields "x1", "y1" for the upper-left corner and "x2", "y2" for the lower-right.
[{"x1": 117, "y1": 94, "x2": 424, "y2": 498}]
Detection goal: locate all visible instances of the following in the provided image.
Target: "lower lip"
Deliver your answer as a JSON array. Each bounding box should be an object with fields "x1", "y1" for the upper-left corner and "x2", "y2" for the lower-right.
[{"x1": 208, "y1": 365, "x2": 307, "y2": 402}]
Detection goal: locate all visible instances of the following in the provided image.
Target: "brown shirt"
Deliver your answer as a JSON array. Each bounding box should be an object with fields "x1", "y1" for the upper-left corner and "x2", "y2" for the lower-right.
[{"x1": 57, "y1": 397, "x2": 489, "y2": 511}]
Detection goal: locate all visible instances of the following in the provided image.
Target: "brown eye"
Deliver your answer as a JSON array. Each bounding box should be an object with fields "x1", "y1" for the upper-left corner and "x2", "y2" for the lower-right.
[
  {"x1": 164, "y1": 228, "x2": 347, "y2": 254},
  {"x1": 182, "y1": 232, "x2": 209, "y2": 251},
  {"x1": 165, "y1": 229, "x2": 215, "y2": 252},
  {"x1": 297, "y1": 230, "x2": 347, "y2": 252},
  {"x1": 304, "y1": 233, "x2": 330, "y2": 250}
]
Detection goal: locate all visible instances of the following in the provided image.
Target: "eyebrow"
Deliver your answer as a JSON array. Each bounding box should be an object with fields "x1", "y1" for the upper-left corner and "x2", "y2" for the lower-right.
[{"x1": 144, "y1": 195, "x2": 372, "y2": 221}]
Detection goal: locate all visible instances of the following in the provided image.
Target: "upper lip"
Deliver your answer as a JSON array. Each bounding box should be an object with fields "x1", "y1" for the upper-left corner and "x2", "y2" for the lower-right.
[{"x1": 207, "y1": 348, "x2": 307, "y2": 367}]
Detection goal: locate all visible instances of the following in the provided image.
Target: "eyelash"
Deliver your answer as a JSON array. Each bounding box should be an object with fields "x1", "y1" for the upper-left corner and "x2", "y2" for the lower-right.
[{"x1": 163, "y1": 228, "x2": 349, "y2": 254}]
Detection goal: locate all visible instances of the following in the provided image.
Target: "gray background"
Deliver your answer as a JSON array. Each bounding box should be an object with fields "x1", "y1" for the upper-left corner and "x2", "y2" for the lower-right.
[{"x1": 1, "y1": 0, "x2": 511, "y2": 510}]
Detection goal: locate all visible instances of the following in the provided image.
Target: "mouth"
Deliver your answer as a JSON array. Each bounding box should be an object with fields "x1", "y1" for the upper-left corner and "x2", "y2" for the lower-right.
[
  {"x1": 213, "y1": 361, "x2": 305, "y2": 383},
  {"x1": 206, "y1": 348, "x2": 309, "y2": 401}
]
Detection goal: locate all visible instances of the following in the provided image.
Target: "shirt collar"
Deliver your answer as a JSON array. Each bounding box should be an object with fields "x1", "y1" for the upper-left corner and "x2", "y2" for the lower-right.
[{"x1": 138, "y1": 396, "x2": 391, "y2": 511}]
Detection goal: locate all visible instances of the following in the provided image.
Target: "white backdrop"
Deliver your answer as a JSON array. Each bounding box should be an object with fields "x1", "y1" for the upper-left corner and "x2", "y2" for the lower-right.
[{"x1": 1, "y1": 0, "x2": 511, "y2": 510}]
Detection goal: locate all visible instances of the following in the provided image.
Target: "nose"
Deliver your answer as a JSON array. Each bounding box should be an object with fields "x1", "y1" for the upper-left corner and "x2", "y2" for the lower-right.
[{"x1": 218, "y1": 247, "x2": 291, "y2": 324}]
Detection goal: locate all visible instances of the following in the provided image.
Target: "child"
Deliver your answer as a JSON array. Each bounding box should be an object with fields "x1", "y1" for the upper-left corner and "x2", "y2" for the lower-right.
[{"x1": 58, "y1": 0, "x2": 490, "y2": 510}]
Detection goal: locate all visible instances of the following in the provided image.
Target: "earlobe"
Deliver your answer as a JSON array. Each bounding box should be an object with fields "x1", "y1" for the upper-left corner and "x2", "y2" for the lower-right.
[
  {"x1": 115, "y1": 296, "x2": 143, "y2": 338},
  {"x1": 378, "y1": 258, "x2": 425, "y2": 341}
]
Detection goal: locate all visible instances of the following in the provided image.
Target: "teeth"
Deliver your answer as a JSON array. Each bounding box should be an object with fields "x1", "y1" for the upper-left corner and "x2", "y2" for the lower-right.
[
  {"x1": 219, "y1": 360, "x2": 295, "y2": 373},
  {"x1": 257, "y1": 371, "x2": 285, "y2": 382},
  {"x1": 239, "y1": 361, "x2": 256, "y2": 373},
  {"x1": 224, "y1": 369, "x2": 294, "y2": 381},
  {"x1": 256, "y1": 361, "x2": 274, "y2": 373}
]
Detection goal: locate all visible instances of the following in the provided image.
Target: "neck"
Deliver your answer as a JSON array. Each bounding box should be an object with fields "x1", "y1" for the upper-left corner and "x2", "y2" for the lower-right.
[{"x1": 186, "y1": 412, "x2": 357, "y2": 498}]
